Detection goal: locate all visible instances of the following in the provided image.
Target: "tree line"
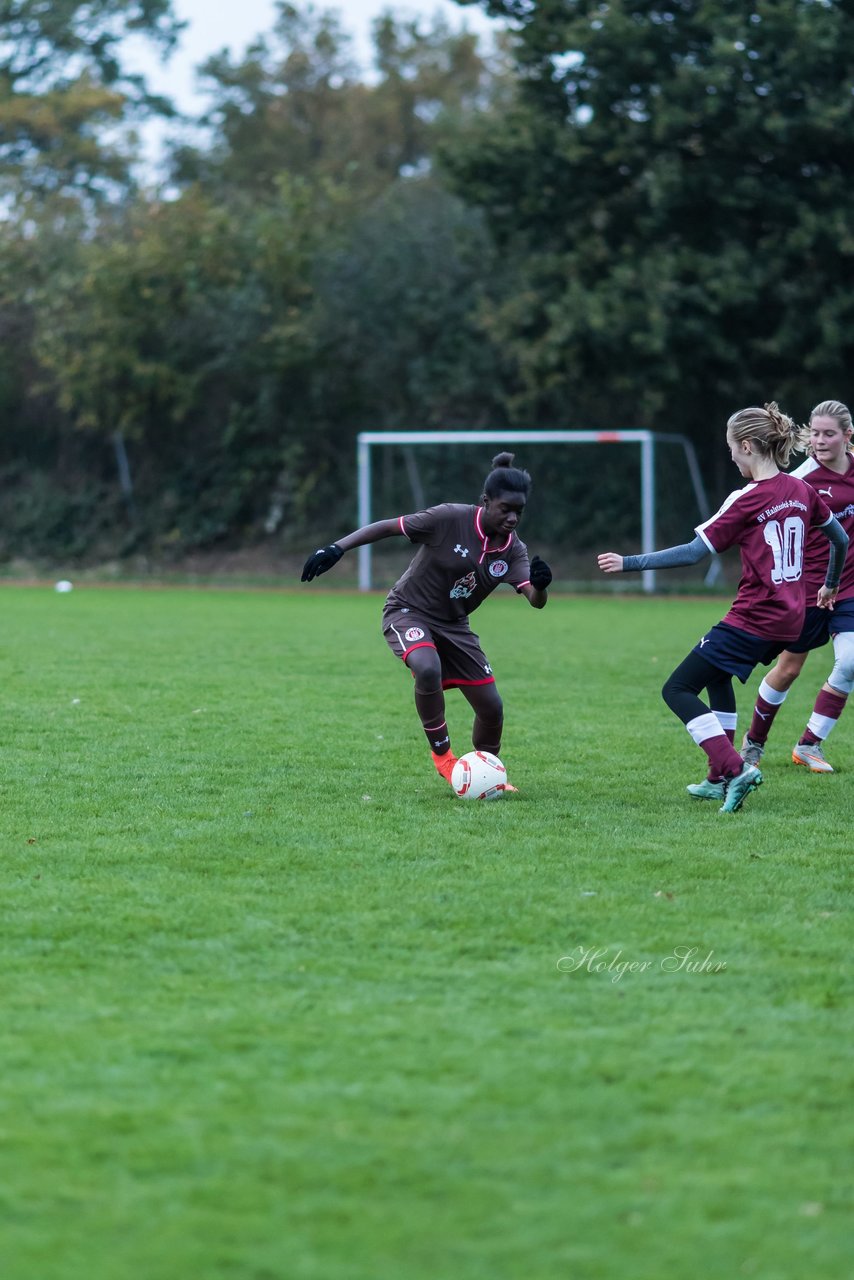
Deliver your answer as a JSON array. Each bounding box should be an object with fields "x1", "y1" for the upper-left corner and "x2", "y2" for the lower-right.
[{"x1": 2, "y1": 0, "x2": 853, "y2": 565}]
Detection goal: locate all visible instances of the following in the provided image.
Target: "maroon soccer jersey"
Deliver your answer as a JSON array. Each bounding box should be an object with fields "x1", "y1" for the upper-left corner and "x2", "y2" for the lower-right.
[
  {"x1": 695, "y1": 473, "x2": 832, "y2": 642},
  {"x1": 791, "y1": 454, "x2": 854, "y2": 599},
  {"x1": 385, "y1": 503, "x2": 531, "y2": 622}
]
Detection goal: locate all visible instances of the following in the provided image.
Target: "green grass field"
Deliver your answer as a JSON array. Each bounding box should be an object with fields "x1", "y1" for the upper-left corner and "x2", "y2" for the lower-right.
[{"x1": 1, "y1": 585, "x2": 850, "y2": 1280}]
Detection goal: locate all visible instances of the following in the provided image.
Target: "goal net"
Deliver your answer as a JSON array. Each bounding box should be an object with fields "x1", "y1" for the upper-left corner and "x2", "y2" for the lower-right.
[{"x1": 355, "y1": 430, "x2": 720, "y2": 592}]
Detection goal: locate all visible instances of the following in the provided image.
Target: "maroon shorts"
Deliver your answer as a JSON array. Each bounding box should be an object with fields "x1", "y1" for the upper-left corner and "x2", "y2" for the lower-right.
[{"x1": 381, "y1": 606, "x2": 496, "y2": 689}]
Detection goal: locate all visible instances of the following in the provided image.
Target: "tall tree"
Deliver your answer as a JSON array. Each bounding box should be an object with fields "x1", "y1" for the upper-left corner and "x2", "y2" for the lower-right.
[
  {"x1": 30, "y1": 177, "x2": 344, "y2": 549},
  {"x1": 443, "y1": 0, "x2": 854, "y2": 451},
  {"x1": 0, "y1": 0, "x2": 182, "y2": 212},
  {"x1": 312, "y1": 178, "x2": 505, "y2": 429},
  {"x1": 173, "y1": 3, "x2": 505, "y2": 202}
]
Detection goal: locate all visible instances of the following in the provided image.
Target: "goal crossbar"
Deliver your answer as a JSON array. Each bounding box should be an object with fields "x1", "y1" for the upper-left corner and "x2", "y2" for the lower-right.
[{"x1": 356, "y1": 429, "x2": 718, "y2": 592}]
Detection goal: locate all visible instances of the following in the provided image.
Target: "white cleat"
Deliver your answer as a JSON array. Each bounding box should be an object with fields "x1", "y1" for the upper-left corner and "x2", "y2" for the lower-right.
[{"x1": 792, "y1": 741, "x2": 834, "y2": 773}]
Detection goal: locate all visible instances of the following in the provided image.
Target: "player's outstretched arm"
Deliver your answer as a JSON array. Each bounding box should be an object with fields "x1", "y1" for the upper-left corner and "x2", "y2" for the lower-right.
[
  {"x1": 598, "y1": 535, "x2": 710, "y2": 574},
  {"x1": 301, "y1": 518, "x2": 402, "y2": 582}
]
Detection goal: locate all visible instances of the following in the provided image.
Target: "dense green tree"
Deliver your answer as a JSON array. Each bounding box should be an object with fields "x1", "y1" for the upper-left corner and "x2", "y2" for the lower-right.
[
  {"x1": 0, "y1": 0, "x2": 182, "y2": 211},
  {"x1": 173, "y1": 3, "x2": 506, "y2": 203},
  {"x1": 312, "y1": 179, "x2": 504, "y2": 434},
  {"x1": 444, "y1": 0, "x2": 854, "y2": 454},
  {"x1": 0, "y1": 5, "x2": 521, "y2": 560},
  {"x1": 31, "y1": 176, "x2": 340, "y2": 550}
]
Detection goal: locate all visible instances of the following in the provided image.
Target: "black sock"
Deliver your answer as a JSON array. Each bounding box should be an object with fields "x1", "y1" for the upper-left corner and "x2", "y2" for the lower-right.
[{"x1": 414, "y1": 688, "x2": 451, "y2": 754}]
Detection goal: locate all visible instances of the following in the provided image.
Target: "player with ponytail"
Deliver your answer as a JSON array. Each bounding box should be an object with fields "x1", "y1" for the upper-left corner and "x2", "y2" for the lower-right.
[
  {"x1": 598, "y1": 404, "x2": 849, "y2": 814},
  {"x1": 301, "y1": 453, "x2": 552, "y2": 789},
  {"x1": 742, "y1": 399, "x2": 854, "y2": 773}
]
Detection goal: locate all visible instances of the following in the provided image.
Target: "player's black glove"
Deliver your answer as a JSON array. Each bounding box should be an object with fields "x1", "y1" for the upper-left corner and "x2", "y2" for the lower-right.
[
  {"x1": 530, "y1": 555, "x2": 552, "y2": 591},
  {"x1": 301, "y1": 543, "x2": 344, "y2": 582}
]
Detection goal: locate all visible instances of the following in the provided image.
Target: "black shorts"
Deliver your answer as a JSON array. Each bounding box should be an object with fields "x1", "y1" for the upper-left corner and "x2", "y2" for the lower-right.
[
  {"x1": 786, "y1": 598, "x2": 854, "y2": 653},
  {"x1": 382, "y1": 606, "x2": 496, "y2": 689},
  {"x1": 691, "y1": 621, "x2": 786, "y2": 684}
]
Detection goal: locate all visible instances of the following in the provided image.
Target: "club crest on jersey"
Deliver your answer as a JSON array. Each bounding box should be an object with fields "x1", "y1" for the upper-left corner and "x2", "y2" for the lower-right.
[
  {"x1": 488, "y1": 560, "x2": 509, "y2": 578},
  {"x1": 450, "y1": 570, "x2": 477, "y2": 599},
  {"x1": 404, "y1": 627, "x2": 425, "y2": 642}
]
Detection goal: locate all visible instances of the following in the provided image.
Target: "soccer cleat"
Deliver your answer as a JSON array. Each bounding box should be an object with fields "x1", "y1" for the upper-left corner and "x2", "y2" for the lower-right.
[
  {"x1": 741, "y1": 735, "x2": 765, "y2": 767},
  {"x1": 719, "y1": 763, "x2": 763, "y2": 813},
  {"x1": 792, "y1": 740, "x2": 834, "y2": 773},
  {"x1": 431, "y1": 750, "x2": 458, "y2": 786},
  {"x1": 686, "y1": 779, "x2": 725, "y2": 800}
]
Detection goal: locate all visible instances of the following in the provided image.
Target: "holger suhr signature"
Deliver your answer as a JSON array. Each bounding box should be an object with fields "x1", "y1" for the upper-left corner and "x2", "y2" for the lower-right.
[{"x1": 557, "y1": 945, "x2": 727, "y2": 983}]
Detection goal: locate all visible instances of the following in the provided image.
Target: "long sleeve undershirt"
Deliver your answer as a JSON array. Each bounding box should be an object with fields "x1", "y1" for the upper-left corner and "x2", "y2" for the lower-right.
[
  {"x1": 622, "y1": 517, "x2": 849, "y2": 589},
  {"x1": 821, "y1": 517, "x2": 849, "y2": 589},
  {"x1": 622, "y1": 536, "x2": 709, "y2": 572}
]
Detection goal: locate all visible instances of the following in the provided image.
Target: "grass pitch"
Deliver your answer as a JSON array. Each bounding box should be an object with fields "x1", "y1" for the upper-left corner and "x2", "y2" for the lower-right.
[{"x1": 1, "y1": 585, "x2": 850, "y2": 1280}]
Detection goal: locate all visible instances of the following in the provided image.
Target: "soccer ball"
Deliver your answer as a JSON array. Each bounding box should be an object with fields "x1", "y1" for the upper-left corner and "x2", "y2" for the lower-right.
[{"x1": 451, "y1": 750, "x2": 509, "y2": 800}]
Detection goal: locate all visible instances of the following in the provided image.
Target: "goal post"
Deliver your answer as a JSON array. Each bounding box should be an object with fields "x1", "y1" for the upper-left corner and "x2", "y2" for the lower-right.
[{"x1": 356, "y1": 430, "x2": 720, "y2": 593}]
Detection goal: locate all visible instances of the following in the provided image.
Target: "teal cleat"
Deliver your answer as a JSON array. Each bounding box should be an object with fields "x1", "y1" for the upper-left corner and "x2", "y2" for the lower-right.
[
  {"x1": 719, "y1": 763, "x2": 763, "y2": 814},
  {"x1": 686, "y1": 779, "x2": 725, "y2": 800}
]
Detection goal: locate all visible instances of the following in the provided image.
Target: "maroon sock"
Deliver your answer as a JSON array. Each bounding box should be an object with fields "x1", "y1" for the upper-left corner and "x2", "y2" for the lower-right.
[
  {"x1": 800, "y1": 688, "x2": 848, "y2": 745},
  {"x1": 704, "y1": 725, "x2": 734, "y2": 781},
  {"x1": 702, "y1": 734, "x2": 744, "y2": 781},
  {"x1": 748, "y1": 693, "x2": 783, "y2": 746}
]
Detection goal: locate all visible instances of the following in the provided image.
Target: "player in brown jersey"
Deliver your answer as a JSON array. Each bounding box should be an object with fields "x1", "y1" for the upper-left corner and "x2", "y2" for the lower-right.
[
  {"x1": 301, "y1": 453, "x2": 552, "y2": 789},
  {"x1": 598, "y1": 404, "x2": 848, "y2": 814},
  {"x1": 742, "y1": 401, "x2": 854, "y2": 773}
]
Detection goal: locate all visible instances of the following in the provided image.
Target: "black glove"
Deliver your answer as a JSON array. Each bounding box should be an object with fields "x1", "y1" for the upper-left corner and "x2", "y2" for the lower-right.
[
  {"x1": 529, "y1": 555, "x2": 552, "y2": 591},
  {"x1": 301, "y1": 543, "x2": 344, "y2": 582}
]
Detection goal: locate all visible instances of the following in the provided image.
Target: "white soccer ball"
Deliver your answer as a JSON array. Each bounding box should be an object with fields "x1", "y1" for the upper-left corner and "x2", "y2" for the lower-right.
[
  {"x1": 54, "y1": 580, "x2": 73, "y2": 593},
  {"x1": 451, "y1": 750, "x2": 509, "y2": 800}
]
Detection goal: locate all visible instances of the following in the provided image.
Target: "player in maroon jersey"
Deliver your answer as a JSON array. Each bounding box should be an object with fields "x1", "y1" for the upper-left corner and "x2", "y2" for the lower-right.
[
  {"x1": 741, "y1": 400, "x2": 854, "y2": 773},
  {"x1": 598, "y1": 404, "x2": 849, "y2": 813},
  {"x1": 301, "y1": 453, "x2": 552, "y2": 789}
]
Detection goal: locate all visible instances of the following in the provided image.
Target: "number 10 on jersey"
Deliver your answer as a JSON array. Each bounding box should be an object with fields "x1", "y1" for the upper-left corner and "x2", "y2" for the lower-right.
[{"x1": 763, "y1": 516, "x2": 804, "y2": 584}]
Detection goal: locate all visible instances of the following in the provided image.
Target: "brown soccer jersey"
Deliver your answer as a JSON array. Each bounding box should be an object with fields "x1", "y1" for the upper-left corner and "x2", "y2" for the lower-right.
[{"x1": 385, "y1": 504, "x2": 531, "y2": 622}]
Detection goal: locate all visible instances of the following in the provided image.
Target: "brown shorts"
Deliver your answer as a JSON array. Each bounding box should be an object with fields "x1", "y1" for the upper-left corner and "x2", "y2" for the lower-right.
[{"x1": 381, "y1": 606, "x2": 496, "y2": 689}]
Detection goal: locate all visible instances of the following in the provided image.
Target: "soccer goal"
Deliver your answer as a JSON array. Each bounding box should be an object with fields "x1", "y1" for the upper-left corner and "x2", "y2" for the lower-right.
[{"x1": 356, "y1": 429, "x2": 720, "y2": 593}]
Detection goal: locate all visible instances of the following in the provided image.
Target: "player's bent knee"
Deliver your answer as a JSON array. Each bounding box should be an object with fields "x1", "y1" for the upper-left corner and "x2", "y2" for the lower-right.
[
  {"x1": 775, "y1": 653, "x2": 807, "y2": 685},
  {"x1": 661, "y1": 674, "x2": 681, "y2": 707},
  {"x1": 407, "y1": 650, "x2": 442, "y2": 689}
]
